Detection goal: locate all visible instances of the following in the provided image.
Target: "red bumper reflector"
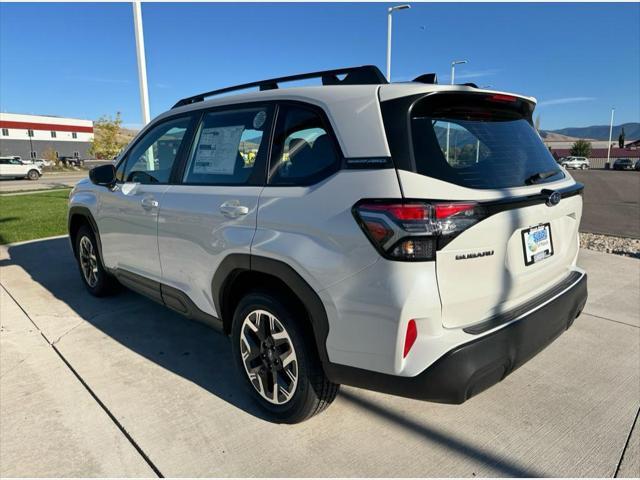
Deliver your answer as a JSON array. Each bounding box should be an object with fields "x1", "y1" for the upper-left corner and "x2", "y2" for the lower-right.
[{"x1": 403, "y1": 319, "x2": 418, "y2": 358}]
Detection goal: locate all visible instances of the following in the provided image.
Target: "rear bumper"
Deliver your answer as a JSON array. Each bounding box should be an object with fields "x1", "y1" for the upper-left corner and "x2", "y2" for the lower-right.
[{"x1": 325, "y1": 271, "x2": 587, "y2": 404}]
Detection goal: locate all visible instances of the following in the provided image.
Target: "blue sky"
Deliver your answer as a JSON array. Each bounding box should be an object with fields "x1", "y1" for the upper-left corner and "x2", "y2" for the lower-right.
[{"x1": 1, "y1": 2, "x2": 638, "y2": 130}]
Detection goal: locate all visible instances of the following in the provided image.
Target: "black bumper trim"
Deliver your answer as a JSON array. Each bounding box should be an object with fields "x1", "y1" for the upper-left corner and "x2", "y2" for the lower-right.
[{"x1": 324, "y1": 272, "x2": 587, "y2": 404}]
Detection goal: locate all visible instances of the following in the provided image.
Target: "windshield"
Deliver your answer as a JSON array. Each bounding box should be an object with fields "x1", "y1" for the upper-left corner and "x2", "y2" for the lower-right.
[{"x1": 408, "y1": 94, "x2": 564, "y2": 189}]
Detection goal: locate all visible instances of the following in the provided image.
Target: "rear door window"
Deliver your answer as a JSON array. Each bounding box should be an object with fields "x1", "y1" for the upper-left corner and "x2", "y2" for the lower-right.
[
  {"x1": 407, "y1": 94, "x2": 564, "y2": 189},
  {"x1": 268, "y1": 104, "x2": 340, "y2": 186}
]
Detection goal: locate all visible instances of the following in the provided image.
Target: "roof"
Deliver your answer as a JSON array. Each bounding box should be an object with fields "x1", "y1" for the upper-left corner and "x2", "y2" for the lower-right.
[
  {"x1": 160, "y1": 81, "x2": 537, "y2": 159},
  {"x1": 0, "y1": 112, "x2": 93, "y2": 127}
]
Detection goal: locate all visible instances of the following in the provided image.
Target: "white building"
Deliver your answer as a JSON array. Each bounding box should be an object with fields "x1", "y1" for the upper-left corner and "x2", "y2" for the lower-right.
[{"x1": 0, "y1": 112, "x2": 94, "y2": 160}]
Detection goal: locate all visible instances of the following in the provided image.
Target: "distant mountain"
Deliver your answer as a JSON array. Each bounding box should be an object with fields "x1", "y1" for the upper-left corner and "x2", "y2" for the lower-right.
[
  {"x1": 539, "y1": 131, "x2": 583, "y2": 142},
  {"x1": 545, "y1": 122, "x2": 640, "y2": 141}
]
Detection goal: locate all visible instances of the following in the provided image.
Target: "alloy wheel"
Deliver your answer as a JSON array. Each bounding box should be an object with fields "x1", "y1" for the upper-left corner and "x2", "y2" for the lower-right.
[
  {"x1": 239, "y1": 309, "x2": 298, "y2": 405},
  {"x1": 79, "y1": 236, "x2": 99, "y2": 288}
]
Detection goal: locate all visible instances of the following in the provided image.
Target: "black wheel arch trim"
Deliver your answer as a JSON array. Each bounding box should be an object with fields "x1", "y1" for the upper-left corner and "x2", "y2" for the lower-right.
[
  {"x1": 212, "y1": 254, "x2": 331, "y2": 365},
  {"x1": 68, "y1": 206, "x2": 103, "y2": 260}
]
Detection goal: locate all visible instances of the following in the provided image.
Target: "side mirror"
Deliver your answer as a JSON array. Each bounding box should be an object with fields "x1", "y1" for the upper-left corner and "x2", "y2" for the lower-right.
[{"x1": 89, "y1": 164, "x2": 116, "y2": 188}]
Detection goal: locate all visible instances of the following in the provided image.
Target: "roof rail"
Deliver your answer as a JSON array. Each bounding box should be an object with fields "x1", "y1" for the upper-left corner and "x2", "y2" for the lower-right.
[{"x1": 172, "y1": 65, "x2": 387, "y2": 109}]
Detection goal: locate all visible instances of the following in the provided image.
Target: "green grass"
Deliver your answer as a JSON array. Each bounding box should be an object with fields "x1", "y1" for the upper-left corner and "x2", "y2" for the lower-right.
[{"x1": 0, "y1": 189, "x2": 71, "y2": 245}]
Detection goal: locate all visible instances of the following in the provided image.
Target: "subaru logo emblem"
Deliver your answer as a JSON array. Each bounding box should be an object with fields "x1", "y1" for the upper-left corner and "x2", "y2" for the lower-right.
[{"x1": 546, "y1": 191, "x2": 561, "y2": 207}]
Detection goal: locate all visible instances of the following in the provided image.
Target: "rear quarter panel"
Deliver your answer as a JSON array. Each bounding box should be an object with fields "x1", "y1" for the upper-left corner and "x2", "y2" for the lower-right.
[{"x1": 252, "y1": 169, "x2": 403, "y2": 292}]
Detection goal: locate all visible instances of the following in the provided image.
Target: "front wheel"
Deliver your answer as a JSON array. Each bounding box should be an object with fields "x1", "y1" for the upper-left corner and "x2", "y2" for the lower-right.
[
  {"x1": 74, "y1": 224, "x2": 119, "y2": 296},
  {"x1": 231, "y1": 291, "x2": 339, "y2": 423},
  {"x1": 27, "y1": 169, "x2": 40, "y2": 180}
]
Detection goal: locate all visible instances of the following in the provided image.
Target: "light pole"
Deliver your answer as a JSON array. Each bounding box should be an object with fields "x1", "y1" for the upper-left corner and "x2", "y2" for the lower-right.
[
  {"x1": 386, "y1": 4, "x2": 411, "y2": 82},
  {"x1": 133, "y1": 1, "x2": 150, "y2": 126},
  {"x1": 606, "y1": 107, "x2": 615, "y2": 169},
  {"x1": 446, "y1": 60, "x2": 468, "y2": 160},
  {"x1": 450, "y1": 59, "x2": 467, "y2": 85}
]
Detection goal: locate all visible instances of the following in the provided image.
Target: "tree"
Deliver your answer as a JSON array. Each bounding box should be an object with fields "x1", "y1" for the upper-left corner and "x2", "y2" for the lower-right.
[
  {"x1": 618, "y1": 127, "x2": 625, "y2": 148},
  {"x1": 42, "y1": 147, "x2": 58, "y2": 163},
  {"x1": 535, "y1": 115, "x2": 541, "y2": 132},
  {"x1": 570, "y1": 139, "x2": 592, "y2": 158},
  {"x1": 89, "y1": 112, "x2": 127, "y2": 159}
]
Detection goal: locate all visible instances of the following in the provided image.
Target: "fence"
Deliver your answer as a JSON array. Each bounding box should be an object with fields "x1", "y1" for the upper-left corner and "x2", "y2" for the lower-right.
[{"x1": 588, "y1": 157, "x2": 639, "y2": 169}]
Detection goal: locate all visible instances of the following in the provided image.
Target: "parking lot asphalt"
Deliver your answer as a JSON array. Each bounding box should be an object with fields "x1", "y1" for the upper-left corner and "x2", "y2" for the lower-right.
[
  {"x1": 0, "y1": 237, "x2": 638, "y2": 477},
  {"x1": 0, "y1": 172, "x2": 87, "y2": 193},
  {"x1": 571, "y1": 169, "x2": 640, "y2": 238}
]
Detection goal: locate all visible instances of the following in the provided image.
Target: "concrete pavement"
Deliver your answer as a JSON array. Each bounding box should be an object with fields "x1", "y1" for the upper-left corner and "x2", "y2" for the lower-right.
[
  {"x1": 0, "y1": 237, "x2": 638, "y2": 477},
  {"x1": 0, "y1": 288, "x2": 155, "y2": 477}
]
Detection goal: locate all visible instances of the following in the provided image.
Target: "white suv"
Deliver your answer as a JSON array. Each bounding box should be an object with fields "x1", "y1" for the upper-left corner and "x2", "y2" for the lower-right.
[
  {"x1": 68, "y1": 66, "x2": 588, "y2": 423},
  {"x1": 561, "y1": 156, "x2": 589, "y2": 169},
  {"x1": 0, "y1": 156, "x2": 42, "y2": 180}
]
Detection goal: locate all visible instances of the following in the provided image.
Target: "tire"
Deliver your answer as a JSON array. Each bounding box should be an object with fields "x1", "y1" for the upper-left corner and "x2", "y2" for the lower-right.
[
  {"x1": 27, "y1": 169, "x2": 40, "y2": 180},
  {"x1": 74, "y1": 224, "x2": 119, "y2": 297},
  {"x1": 231, "y1": 290, "x2": 339, "y2": 423}
]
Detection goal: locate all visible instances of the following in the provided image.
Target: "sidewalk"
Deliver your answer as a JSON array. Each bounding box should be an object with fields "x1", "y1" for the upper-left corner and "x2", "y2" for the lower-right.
[
  {"x1": 0, "y1": 287, "x2": 154, "y2": 476},
  {"x1": 1, "y1": 238, "x2": 638, "y2": 477}
]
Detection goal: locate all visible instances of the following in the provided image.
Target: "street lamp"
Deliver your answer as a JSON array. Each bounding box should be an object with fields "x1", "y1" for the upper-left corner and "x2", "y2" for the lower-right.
[
  {"x1": 133, "y1": 0, "x2": 150, "y2": 126},
  {"x1": 606, "y1": 107, "x2": 615, "y2": 169},
  {"x1": 446, "y1": 59, "x2": 468, "y2": 160},
  {"x1": 386, "y1": 4, "x2": 411, "y2": 81},
  {"x1": 450, "y1": 59, "x2": 468, "y2": 85}
]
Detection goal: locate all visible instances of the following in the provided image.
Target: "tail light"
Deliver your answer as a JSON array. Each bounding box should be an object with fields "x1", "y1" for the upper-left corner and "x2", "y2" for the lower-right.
[
  {"x1": 353, "y1": 200, "x2": 486, "y2": 261},
  {"x1": 487, "y1": 93, "x2": 518, "y2": 103}
]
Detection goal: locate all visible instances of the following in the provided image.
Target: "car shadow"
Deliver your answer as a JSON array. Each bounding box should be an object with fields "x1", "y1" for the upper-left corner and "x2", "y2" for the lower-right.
[
  {"x1": 2, "y1": 236, "x2": 543, "y2": 476},
  {"x1": 0, "y1": 236, "x2": 269, "y2": 421},
  {"x1": 339, "y1": 390, "x2": 543, "y2": 477}
]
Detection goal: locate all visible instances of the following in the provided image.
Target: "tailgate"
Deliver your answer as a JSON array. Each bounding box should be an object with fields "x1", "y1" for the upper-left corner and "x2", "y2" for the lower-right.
[{"x1": 435, "y1": 193, "x2": 582, "y2": 329}]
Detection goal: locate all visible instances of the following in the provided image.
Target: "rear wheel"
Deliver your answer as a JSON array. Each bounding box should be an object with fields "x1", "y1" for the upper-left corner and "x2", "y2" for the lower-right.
[
  {"x1": 231, "y1": 290, "x2": 339, "y2": 423},
  {"x1": 74, "y1": 224, "x2": 119, "y2": 296},
  {"x1": 27, "y1": 169, "x2": 40, "y2": 180}
]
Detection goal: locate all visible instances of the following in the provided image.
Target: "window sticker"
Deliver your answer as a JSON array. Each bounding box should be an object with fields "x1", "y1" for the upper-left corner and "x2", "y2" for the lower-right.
[
  {"x1": 192, "y1": 125, "x2": 244, "y2": 175},
  {"x1": 253, "y1": 111, "x2": 267, "y2": 129}
]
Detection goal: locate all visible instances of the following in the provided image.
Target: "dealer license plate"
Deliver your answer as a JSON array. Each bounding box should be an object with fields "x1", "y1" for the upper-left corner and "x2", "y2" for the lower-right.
[{"x1": 521, "y1": 223, "x2": 554, "y2": 266}]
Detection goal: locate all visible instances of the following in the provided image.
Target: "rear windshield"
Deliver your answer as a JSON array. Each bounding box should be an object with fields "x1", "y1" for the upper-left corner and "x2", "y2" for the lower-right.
[{"x1": 406, "y1": 94, "x2": 564, "y2": 189}]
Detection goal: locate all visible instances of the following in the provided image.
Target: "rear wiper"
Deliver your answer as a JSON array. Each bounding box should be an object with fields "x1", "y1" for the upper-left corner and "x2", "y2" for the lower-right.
[{"x1": 525, "y1": 169, "x2": 560, "y2": 185}]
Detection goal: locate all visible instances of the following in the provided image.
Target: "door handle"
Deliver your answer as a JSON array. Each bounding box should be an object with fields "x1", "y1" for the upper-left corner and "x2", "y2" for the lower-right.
[
  {"x1": 141, "y1": 197, "x2": 159, "y2": 210},
  {"x1": 220, "y1": 200, "x2": 249, "y2": 218}
]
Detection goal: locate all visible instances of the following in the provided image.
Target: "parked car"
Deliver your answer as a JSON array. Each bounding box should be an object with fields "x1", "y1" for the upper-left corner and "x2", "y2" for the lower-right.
[
  {"x1": 59, "y1": 155, "x2": 84, "y2": 167},
  {"x1": 613, "y1": 158, "x2": 634, "y2": 170},
  {"x1": 22, "y1": 158, "x2": 51, "y2": 168},
  {"x1": 560, "y1": 156, "x2": 589, "y2": 169},
  {"x1": 0, "y1": 157, "x2": 42, "y2": 180},
  {"x1": 68, "y1": 66, "x2": 587, "y2": 423},
  {"x1": 635, "y1": 159, "x2": 640, "y2": 171}
]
